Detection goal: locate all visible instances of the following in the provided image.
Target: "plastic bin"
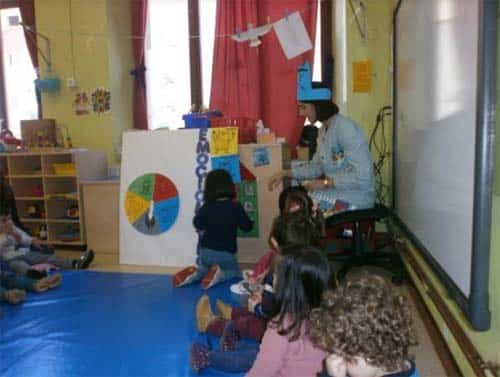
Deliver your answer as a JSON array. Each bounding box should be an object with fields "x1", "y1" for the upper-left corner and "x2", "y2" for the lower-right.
[
  {"x1": 52, "y1": 163, "x2": 76, "y2": 176},
  {"x1": 182, "y1": 114, "x2": 210, "y2": 129}
]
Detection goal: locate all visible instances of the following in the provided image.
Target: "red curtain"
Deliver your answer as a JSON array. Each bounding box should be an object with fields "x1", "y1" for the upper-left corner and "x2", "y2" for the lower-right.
[
  {"x1": 18, "y1": 0, "x2": 38, "y2": 70},
  {"x1": 130, "y1": 0, "x2": 148, "y2": 130},
  {"x1": 210, "y1": 0, "x2": 317, "y2": 147}
]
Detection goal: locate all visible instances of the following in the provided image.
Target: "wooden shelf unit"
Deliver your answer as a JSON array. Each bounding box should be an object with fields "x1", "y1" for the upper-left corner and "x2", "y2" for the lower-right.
[{"x1": 0, "y1": 150, "x2": 107, "y2": 246}]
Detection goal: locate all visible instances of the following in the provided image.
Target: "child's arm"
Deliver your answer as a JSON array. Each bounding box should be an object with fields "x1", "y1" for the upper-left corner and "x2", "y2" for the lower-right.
[
  {"x1": 245, "y1": 326, "x2": 289, "y2": 377},
  {"x1": 193, "y1": 205, "x2": 208, "y2": 230},
  {"x1": 12, "y1": 225, "x2": 32, "y2": 247},
  {"x1": 237, "y1": 203, "x2": 253, "y2": 232}
]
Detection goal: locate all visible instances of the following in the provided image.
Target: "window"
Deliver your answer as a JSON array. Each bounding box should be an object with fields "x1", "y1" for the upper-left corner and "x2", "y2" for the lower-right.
[
  {"x1": 0, "y1": 7, "x2": 38, "y2": 137},
  {"x1": 146, "y1": 0, "x2": 216, "y2": 130},
  {"x1": 146, "y1": 0, "x2": 331, "y2": 130}
]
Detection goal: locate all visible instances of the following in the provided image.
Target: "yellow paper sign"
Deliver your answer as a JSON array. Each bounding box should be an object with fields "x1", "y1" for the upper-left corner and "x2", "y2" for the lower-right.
[
  {"x1": 353, "y1": 61, "x2": 372, "y2": 93},
  {"x1": 210, "y1": 127, "x2": 239, "y2": 157}
]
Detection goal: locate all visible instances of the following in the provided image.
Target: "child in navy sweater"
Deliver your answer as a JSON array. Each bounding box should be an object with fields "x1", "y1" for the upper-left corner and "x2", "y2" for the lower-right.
[{"x1": 174, "y1": 169, "x2": 253, "y2": 289}]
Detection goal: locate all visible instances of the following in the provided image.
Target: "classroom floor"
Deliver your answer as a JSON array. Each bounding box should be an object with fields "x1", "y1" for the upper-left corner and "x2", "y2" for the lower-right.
[
  {"x1": 89, "y1": 261, "x2": 452, "y2": 377},
  {"x1": 1, "y1": 251, "x2": 453, "y2": 377}
]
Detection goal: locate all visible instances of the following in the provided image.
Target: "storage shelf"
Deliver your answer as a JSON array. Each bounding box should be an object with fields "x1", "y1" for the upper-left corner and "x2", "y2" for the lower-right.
[
  {"x1": 16, "y1": 196, "x2": 46, "y2": 201},
  {"x1": 45, "y1": 174, "x2": 77, "y2": 178},
  {"x1": 47, "y1": 219, "x2": 80, "y2": 224},
  {"x1": 48, "y1": 239, "x2": 84, "y2": 246},
  {"x1": 8, "y1": 174, "x2": 43, "y2": 178},
  {"x1": 20, "y1": 218, "x2": 46, "y2": 223}
]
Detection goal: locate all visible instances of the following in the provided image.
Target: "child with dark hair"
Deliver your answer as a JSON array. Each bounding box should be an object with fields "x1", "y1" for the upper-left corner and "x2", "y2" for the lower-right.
[
  {"x1": 309, "y1": 273, "x2": 419, "y2": 377},
  {"x1": 173, "y1": 169, "x2": 253, "y2": 289},
  {"x1": 191, "y1": 245, "x2": 330, "y2": 375}
]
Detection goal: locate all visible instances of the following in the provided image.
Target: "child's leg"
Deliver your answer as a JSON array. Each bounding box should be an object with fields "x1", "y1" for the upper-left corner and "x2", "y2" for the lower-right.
[
  {"x1": 0, "y1": 271, "x2": 37, "y2": 291},
  {"x1": 215, "y1": 252, "x2": 241, "y2": 281}
]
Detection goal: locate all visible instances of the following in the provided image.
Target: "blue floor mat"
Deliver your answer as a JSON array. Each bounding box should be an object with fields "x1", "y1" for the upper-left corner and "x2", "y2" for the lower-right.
[{"x1": 0, "y1": 271, "x2": 251, "y2": 377}]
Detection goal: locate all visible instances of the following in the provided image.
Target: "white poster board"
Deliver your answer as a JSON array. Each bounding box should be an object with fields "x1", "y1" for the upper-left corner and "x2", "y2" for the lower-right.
[{"x1": 120, "y1": 129, "x2": 208, "y2": 266}]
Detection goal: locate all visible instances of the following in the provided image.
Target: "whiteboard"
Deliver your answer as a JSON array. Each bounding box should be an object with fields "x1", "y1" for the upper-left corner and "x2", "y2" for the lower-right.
[{"x1": 393, "y1": 0, "x2": 496, "y2": 330}]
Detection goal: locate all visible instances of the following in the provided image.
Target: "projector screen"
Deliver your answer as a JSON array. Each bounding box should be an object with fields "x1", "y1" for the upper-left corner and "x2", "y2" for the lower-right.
[{"x1": 393, "y1": 0, "x2": 496, "y2": 330}]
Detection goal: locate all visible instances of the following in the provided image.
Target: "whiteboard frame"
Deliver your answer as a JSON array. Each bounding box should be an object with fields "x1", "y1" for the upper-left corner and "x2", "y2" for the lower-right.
[{"x1": 392, "y1": 0, "x2": 497, "y2": 331}]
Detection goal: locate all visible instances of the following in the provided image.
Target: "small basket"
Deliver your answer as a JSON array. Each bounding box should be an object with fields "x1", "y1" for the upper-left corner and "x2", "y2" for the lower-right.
[{"x1": 53, "y1": 163, "x2": 76, "y2": 176}]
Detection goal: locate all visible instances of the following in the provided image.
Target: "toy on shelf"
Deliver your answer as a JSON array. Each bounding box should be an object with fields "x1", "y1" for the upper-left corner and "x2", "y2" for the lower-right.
[
  {"x1": 57, "y1": 226, "x2": 80, "y2": 242},
  {"x1": 38, "y1": 225, "x2": 47, "y2": 240},
  {"x1": 27, "y1": 203, "x2": 43, "y2": 218},
  {"x1": 65, "y1": 205, "x2": 79, "y2": 219},
  {"x1": 0, "y1": 123, "x2": 22, "y2": 152},
  {"x1": 30, "y1": 185, "x2": 44, "y2": 197},
  {"x1": 53, "y1": 163, "x2": 76, "y2": 176}
]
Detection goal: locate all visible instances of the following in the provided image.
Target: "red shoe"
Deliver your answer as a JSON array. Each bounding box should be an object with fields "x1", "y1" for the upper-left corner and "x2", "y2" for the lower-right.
[
  {"x1": 201, "y1": 265, "x2": 221, "y2": 289},
  {"x1": 173, "y1": 266, "x2": 198, "y2": 287}
]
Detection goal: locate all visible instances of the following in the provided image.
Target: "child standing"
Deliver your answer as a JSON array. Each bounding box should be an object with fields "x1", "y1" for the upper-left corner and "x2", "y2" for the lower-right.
[
  {"x1": 191, "y1": 245, "x2": 330, "y2": 375},
  {"x1": 309, "y1": 274, "x2": 419, "y2": 377},
  {"x1": 174, "y1": 169, "x2": 253, "y2": 289}
]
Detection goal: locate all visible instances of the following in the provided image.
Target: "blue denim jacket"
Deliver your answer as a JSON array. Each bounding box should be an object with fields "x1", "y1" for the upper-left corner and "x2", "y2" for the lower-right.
[{"x1": 292, "y1": 114, "x2": 375, "y2": 210}]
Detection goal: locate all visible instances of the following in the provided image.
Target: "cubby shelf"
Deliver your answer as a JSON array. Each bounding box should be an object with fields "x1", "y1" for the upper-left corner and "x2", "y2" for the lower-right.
[{"x1": 0, "y1": 150, "x2": 107, "y2": 246}]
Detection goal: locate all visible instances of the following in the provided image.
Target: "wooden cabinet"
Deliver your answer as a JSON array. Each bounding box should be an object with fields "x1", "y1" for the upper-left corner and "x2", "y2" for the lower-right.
[{"x1": 0, "y1": 150, "x2": 107, "y2": 247}]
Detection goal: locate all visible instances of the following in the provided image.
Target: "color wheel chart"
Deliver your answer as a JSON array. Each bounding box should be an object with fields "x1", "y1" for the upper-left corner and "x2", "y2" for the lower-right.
[{"x1": 124, "y1": 173, "x2": 179, "y2": 235}]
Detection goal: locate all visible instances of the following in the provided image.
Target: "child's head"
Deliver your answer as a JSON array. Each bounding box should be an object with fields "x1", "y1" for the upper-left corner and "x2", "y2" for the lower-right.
[
  {"x1": 271, "y1": 245, "x2": 330, "y2": 341},
  {"x1": 269, "y1": 213, "x2": 321, "y2": 250},
  {"x1": 203, "y1": 169, "x2": 235, "y2": 203},
  {"x1": 278, "y1": 186, "x2": 311, "y2": 215},
  {"x1": 309, "y1": 274, "x2": 417, "y2": 377}
]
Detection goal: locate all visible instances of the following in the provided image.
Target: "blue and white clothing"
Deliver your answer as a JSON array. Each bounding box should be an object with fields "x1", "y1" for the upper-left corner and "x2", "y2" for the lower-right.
[{"x1": 292, "y1": 114, "x2": 375, "y2": 213}]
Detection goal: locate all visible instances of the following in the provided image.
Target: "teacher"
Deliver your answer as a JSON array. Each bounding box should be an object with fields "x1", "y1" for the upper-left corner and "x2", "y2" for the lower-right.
[{"x1": 268, "y1": 63, "x2": 375, "y2": 216}]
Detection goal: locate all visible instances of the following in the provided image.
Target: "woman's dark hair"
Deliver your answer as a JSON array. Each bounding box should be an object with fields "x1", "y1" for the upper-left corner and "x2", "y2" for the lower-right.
[
  {"x1": 302, "y1": 100, "x2": 339, "y2": 122},
  {"x1": 270, "y1": 245, "x2": 330, "y2": 341},
  {"x1": 270, "y1": 213, "x2": 321, "y2": 249},
  {"x1": 203, "y1": 169, "x2": 235, "y2": 203}
]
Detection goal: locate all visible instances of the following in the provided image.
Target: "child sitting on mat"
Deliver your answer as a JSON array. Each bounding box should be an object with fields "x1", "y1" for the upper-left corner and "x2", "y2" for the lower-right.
[
  {"x1": 173, "y1": 169, "x2": 253, "y2": 289},
  {"x1": 191, "y1": 245, "x2": 331, "y2": 375},
  {"x1": 197, "y1": 212, "x2": 323, "y2": 345},
  {"x1": 0, "y1": 206, "x2": 94, "y2": 279},
  {"x1": 309, "y1": 273, "x2": 419, "y2": 377}
]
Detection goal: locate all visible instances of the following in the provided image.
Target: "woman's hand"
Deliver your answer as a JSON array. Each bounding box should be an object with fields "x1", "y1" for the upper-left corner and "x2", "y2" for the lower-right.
[
  {"x1": 267, "y1": 170, "x2": 291, "y2": 191},
  {"x1": 302, "y1": 178, "x2": 331, "y2": 191}
]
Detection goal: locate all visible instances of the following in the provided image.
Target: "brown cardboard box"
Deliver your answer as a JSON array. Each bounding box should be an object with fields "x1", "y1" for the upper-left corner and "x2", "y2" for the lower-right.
[
  {"x1": 256, "y1": 132, "x2": 276, "y2": 144},
  {"x1": 21, "y1": 119, "x2": 57, "y2": 147}
]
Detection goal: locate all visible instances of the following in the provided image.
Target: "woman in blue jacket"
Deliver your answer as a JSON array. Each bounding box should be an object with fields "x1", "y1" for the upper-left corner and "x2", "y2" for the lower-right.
[{"x1": 268, "y1": 99, "x2": 375, "y2": 216}]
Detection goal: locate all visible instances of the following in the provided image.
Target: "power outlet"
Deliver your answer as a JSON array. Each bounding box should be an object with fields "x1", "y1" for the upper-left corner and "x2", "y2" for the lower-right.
[{"x1": 67, "y1": 77, "x2": 77, "y2": 88}]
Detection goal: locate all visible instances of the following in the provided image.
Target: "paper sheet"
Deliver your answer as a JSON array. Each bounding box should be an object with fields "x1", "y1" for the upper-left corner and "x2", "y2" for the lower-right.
[
  {"x1": 210, "y1": 127, "x2": 239, "y2": 157},
  {"x1": 273, "y1": 11, "x2": 313, "y2": 59}
]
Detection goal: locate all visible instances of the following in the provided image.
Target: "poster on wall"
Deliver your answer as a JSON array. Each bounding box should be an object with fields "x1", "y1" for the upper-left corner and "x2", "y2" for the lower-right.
[
  {"x1": 237, "y1": 180, "x2": 259, "y2": 238},
  {"x1": 91, "y1": 87, "x2": 111, "y2": 114},
  {"x1": 73, "y1": 92, "x2": 90, "y2": 115}
]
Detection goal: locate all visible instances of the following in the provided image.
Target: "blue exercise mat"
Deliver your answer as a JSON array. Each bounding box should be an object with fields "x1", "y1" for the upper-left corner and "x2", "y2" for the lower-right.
[{"x1": 0, "y1": 271, "x2": 251, "y2": 377}]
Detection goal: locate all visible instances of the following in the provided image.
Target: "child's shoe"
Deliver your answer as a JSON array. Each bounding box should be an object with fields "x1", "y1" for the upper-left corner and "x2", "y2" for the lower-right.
[
  {"x1": 173, "y1": 266, "x2": 198, "y2": 287},
  {"x1": 5, "y1": 289, "x2": 26, "y2": 304},
  {"x1": 190, "y1": 342, "x2": 210, "y2": 373},
  {"x1": 75, "y1": 249, "x2": 94, "y2": 269},
  {"x1": 220, "y1": 321, "x2": 238, "y2": 351},
  {"x1": 196, "y1": 294, "x2": 214, "y2": 332},
  {"x1": 216, "y1": 299, "x2": 233, "y2": 320},
  {"x1": 201, "y1": 265, "x2": 221, "y2": 289}
]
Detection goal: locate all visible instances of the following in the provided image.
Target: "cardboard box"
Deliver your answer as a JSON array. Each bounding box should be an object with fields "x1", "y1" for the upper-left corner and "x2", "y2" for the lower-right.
[
  {"x1": 21, "y1": 119, "x2": 57, "y2": 147},
  {"x1": 256, "y1": 132, "x2": 276, "y2": 144}
]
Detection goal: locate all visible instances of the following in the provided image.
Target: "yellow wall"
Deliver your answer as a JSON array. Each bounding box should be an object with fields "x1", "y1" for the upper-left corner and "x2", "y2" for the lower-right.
[{"x1": 35, "y1": 0, "x2": 133, "y2": 165}]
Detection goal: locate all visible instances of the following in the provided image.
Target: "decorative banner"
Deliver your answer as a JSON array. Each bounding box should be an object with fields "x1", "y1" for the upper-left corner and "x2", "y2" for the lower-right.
[
  {"x1": 238, "y1": 180, "x2": 259, "y2": 238},
  {"x1": 91, "y1": 87, "x2": 111, "y2": 114},
  {"x1": 253, "y1": 146, "x2": 270, "y2": 167},
  {"x1": 73, "y1": 92, "x2": 90, "y2": 115},
  {"x1": 353, "y1": 61, "x2": 372, "y2": 93},
  {"x1": 210, "y1": 127, "x2": 238, "y2": 157},
  {"x1": 194, "y1": 128, "x2": 210, "y2": 212},
  {"x1": 211, "y1": 154, "x2": 241, "y2": 184}
]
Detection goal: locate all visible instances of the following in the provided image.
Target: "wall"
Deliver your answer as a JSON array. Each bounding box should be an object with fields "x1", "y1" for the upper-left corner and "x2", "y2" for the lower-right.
[
  {"x1": 35, "y1": 0, "x2": 133, "y2": 165},
  {"x1": 334, "y1": 0, "x2": 394, "y2": 205}
]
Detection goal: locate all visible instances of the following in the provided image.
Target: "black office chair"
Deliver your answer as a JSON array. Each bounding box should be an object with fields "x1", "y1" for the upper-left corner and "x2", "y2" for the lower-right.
[{"x1": 323, "y1": 204, "x2": 405, "y2": 284}]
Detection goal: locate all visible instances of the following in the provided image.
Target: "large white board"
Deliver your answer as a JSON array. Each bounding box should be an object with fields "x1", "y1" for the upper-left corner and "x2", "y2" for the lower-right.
[
  {"x1": 120, "y1": 129, "x2": 206, "y2": 266},
  {"x1": 394, "y1": 0, "x2": 479, "y2": 296}
]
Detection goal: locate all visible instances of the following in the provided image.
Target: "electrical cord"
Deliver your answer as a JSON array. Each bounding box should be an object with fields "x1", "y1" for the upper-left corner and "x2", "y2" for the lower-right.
[{"x1": 369, "y1": 106, "x2": 392, "y2": 206}]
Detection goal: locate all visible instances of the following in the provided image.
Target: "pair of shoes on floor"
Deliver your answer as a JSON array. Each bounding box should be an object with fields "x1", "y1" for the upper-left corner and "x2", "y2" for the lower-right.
[
  {"x1": 190, "y1": 342, "x2": 210, "y2": 373},
  {"x1": 33, "y1": 273, "x2": 62, "y2": 292},
  {"x1": 201, "y1": 265, "x2": 221, "y2": 289},
  {"x1": 4, "y1": 289, "x2": 26, "y2": 305},
  {"x1": 196, "y1": 295, "x2": 235, "y2": 332},
  {"x1": 74, "y1": 249, "x2": 94, "y2": 269},
  {"x1": 215, "y1": 299, "x2": 232, "y2": 320},
  {"x1": 173, "y1": 266, "x2": 198, "y2": 288}
]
